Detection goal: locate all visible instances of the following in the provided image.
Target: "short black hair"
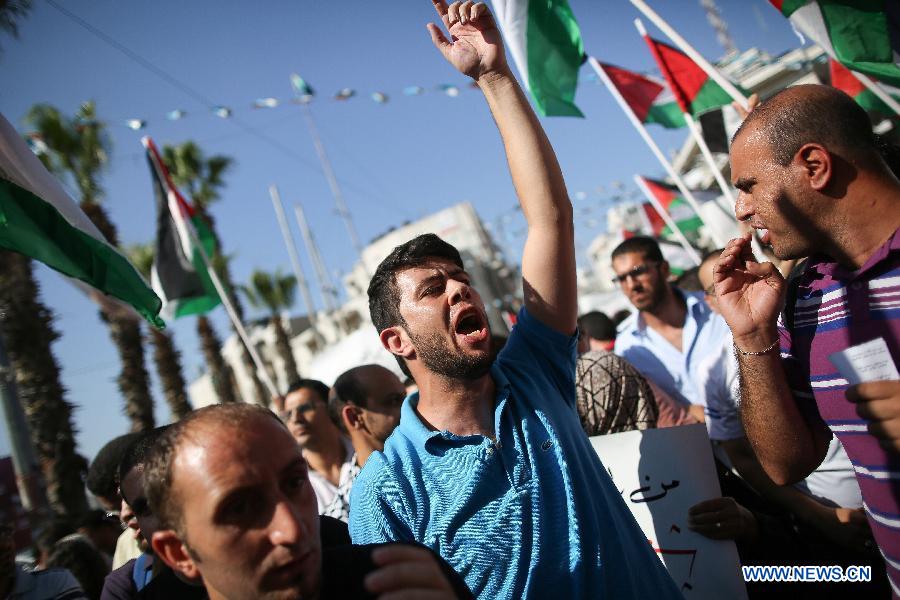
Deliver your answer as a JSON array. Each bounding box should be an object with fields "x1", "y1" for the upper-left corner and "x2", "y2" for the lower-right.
[
  {"x1": 328, "y1": 366, "x2": 374, "y2": 433},
  {"x1": 734, "y1": 84, "x2": 878, "y2": 167},
  {"x1": 46, "y1": 535, "x2": 109, "y2": 599},
  {"x1": 578, "y1": 312, "x2": 617, "y2": 342},
  {"x1": 117, "y1": 425, "x2": 171, "y2": 505},
  {"x1": 611, "y1": 236, "x2": 664, "y2": 264},
  {"x1": 285, "y1": 378, "x2": 330, "y2": 404},
  {"x1": 367, "y1": 233, "x2": 464, "y2": 376},
  {"x1": 611, "y1": 309, "x2": 631, "y2": 327},
  {"x1": 86, "y1": 433, "x2": 142, "y2": 502},
  {"x1": 76, "y1": 509, "x2": 119, "y2": 532},
  {"x1": 145, "y1": 403, "x2": 285, "y2": 534}
]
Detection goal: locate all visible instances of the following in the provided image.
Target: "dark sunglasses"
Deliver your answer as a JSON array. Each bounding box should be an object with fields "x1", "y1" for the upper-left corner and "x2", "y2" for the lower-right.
[{"x1": 611, "y1": 262, "x2": 658, "y2": 285}]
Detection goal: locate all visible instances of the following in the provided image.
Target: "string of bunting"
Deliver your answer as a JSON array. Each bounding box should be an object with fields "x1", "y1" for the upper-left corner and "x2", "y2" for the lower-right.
[{"x1": 23, "y1": 71, "x2": 601, "y2": 138}]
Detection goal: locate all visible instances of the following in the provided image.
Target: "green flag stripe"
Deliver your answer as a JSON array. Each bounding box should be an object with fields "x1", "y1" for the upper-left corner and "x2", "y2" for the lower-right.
[
  {"x1": 689, "y1": 77, "x2": 735, "y2": 116},
  {"x1": 525, "y1": 0, "x2": 584, "y2": 117},
  {"x1": 645, "y1": 102, "x2": 686, "y2": 128},
  {"x1": 171, "y1": 214, "x2": 221, "y2": 318},
  {"x1": 0, "y1": 178, "x2": 164, "y2": 327}
]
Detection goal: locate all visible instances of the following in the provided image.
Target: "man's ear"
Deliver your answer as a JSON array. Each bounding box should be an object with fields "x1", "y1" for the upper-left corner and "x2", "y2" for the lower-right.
[
  {"x1": 151, "y1": 530, "x2": 200, "y2": 580},
  {"x1": 796, "y1": 143, "x2": 832, "y2": 191},
  {"x1": 342, "y1": 404, "x2": 366, "y2": 434},
  {"x1": 379, "y1": 326, "x2": 414, "y2": 360},
  {"x1": 659, "y1": 260, "x2": 671, "y2": 280}
]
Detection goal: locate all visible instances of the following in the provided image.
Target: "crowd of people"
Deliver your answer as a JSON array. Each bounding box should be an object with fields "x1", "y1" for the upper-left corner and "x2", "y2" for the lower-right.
[{"x1": 4, "y1": 1, "x2": 899, "y2": 598}]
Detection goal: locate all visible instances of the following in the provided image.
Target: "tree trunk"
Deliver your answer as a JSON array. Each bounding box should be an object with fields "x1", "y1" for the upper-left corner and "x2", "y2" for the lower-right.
[
  {"x1": 0, "y1": 252, "x2": 88, "y2": 520},
  {"x1": 196, "y1": 316, "x2": 238, "y2": 403},
  {"x1": 80, "y1": 201, "x2": 155, "y2": 432},
  {"x1": 149, "y1": 328, "x2": 192, "y2": 420},
  {"x1": 271, "y1": 314, "x2": 300, "y2": 385}
]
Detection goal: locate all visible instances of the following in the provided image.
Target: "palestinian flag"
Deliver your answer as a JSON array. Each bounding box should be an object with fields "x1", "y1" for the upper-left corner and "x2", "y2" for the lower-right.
[
  {"x1": 641, "y1": 35, "x2": 740, "y2": 116},
  {"x1": 771, "y1": 0, "x2": 900, "y2": 87},
  {"x1": 491, "y1": 0, "x2": 585, "y2": 117},
  {"x1": 0, "y1": 113, "x2": 163, "y2": 327},
  {"x1": 829, "y1": 59, "x2": 900, "y2": 115},
  {"x1": 698, "y1": 103, "x2": 743, "y2": 154},
  {"x1": 594, "y1": 62, "x2": 685, "y2": 128},
  {"x1": 142, "y1": 137, "x2": 220, "y2": 319},
  {"x1": 636, "y1": 176, "x2": 720, "y2": 242}
]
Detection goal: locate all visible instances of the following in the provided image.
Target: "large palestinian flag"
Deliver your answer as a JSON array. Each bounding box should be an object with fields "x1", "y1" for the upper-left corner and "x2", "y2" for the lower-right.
[
  {"x1": 593, "y1": 61, "x2": 685, "y2": 128},
  {"x1": 0, "y1": 113, "x2": 163, "y2": 326},
  {"x1": 641, "y1": 35, "x2": 741, "y2": 117},
  {"x1": 142, "y1": 137, "x2": 220, "y2": 319},
  {"x1": 491, "y1": 0, "x2": 585, "y2": 117},
  {"x1": 829, "y1": 59, "x2": 900, "y2": 115},
  {"x1": 771, "y1": 0, "x2": 900, "y2": 87}
]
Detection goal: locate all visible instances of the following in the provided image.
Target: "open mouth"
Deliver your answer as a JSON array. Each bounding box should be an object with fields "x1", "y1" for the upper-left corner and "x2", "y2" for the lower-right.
[
  {"x1": 755, "y1": 227, "x2": 771, "y2": 245},
  {"x1": 452, "y1": 308, "x2": 488, "y2": 344}
]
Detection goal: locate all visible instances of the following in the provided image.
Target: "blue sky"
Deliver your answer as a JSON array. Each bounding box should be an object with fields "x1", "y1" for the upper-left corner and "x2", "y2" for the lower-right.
[{"x1": 0, "y1": 1, "x2": 801, "y2": 463}]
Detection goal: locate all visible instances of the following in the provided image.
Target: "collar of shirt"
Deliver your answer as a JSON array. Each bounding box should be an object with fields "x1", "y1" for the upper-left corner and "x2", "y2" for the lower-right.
[
  {"x1": 624, "y1": 287, "x2": 703, "y2": 338},
  {"x1": 398, "y1": 365, "x2": 513, "y2": 453},
  {"x1": 803, "y1": 227, "x2": 900, "y2": 291}
]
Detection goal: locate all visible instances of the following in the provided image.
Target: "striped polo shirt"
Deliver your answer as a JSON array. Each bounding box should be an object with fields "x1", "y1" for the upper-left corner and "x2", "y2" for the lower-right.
[{"x1": 779, "y1": 227, "x2": 900, "y2": 595}]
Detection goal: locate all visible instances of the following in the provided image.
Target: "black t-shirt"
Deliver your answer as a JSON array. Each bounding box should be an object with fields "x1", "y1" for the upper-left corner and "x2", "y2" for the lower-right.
[{"x1": 102, "y1": 517, "x2": 471, "y2": 600}]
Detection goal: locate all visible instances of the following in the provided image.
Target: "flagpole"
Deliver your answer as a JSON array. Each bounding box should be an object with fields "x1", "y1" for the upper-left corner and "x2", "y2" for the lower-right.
[
  {"x1": 591, "y1": 57, "x2": 727, "y2": 248},
  {"x1": 629, "y1": 0, "x2": 749, "y2": 110},
  {"x1": 850, "y1": 70, "x2": 900, "y2": 119},
  {"x1": 633, "y1": 175, "x2": 702, "y2": 265},
  {"x1": 268, "y1": 185, "x2": 321, "y2": 331},
  {"x1": 177, "y1": 192, "x2": 281, "y2": 400},
  {"x1": 294, "y1": 203, "x2": 339, "y2": 314},
  {"x1": 298, "y1": 102, "x2": 368, "y2": 276}
]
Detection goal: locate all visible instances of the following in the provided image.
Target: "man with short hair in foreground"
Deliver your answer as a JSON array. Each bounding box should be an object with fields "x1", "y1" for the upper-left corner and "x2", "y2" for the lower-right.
[
  {"x1": 144, "y1": 403, "x2": 471, "y2": 600},
  {"x1": 349, "y1": 1, "x2": 681, "y2": 597},
  {"x1": 715, "y1": 84, "x2": 900, "y2": 594}
]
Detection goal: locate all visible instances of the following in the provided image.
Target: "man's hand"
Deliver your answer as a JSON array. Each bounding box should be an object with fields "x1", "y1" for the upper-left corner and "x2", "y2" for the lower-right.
[
  {"x1": 713, "y1": 233, "x2": 786, "y2": 351},
  {"x1": 849, "y1": 380, "x2": 900, "y2": 453},
  {"x1": 806, "y1": 505, "x2": 875, "y2": 554},
  {"x1": 427, "y1": 1, "x2": 507, "y2": 81},
  {"x1": 732, "y1": 93, "x2": 760, "y2": 120},
  {"x1": 364, "y1": 544, "x2": 460, "y2": 599},
  {"x1": 687, "y1": 497, "x2": 758, "y2": 541}
]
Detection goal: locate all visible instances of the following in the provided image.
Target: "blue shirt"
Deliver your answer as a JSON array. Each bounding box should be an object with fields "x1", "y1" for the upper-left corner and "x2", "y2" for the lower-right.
[
  {"x1": 615, "y1": 289, "x2": 730, "y2": 408},
  {"x1": 349, "y1": 308, "x2": 681, "y2": 598}
]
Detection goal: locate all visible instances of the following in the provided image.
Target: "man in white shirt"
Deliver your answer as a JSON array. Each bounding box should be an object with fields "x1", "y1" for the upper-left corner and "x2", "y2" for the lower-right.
[{"x1": 280, "y1": 379, "x2": 355, "y2": 513}]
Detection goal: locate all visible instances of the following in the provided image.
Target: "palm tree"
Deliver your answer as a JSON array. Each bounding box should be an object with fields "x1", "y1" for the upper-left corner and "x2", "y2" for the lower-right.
[
  {"x1": 161, "y1": 141, "x2": 269, "y2": 405},
  {"x1": 25, "y1": 102, "x2": 155, "y2": 431},
  {"x1": 0, "y1": 0, "x2": 32, "y2": 52},
  {"x1": 0, "y1": 250, "x2": 88, "y2": 519},
  {"x1": 240, "y1": 269, "x2": 301, "y2": 385},
  {"x1": 127, "y1": 245, "x2": 193, "y2": 420}
]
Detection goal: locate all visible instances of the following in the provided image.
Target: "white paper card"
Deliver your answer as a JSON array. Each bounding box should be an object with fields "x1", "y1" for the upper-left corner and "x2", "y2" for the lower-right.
[
  {"x1": 590, "y1": 424, "x2": 747, "y2": 599},
  {"x1": 828, "y1": 337, "x2": 899, "y2": 385}
]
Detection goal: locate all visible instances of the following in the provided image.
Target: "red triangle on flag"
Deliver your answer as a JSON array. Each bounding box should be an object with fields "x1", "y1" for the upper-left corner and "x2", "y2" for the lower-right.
[
  {"x1": 643, "y1": 37, "x2": 708, "y2": 114},
  {"x1": 598, "y1": 62, "x2": 666, "y2": 123},
  {"x1": 829, "y1": 59, "x2": 867, "y2": 97}
]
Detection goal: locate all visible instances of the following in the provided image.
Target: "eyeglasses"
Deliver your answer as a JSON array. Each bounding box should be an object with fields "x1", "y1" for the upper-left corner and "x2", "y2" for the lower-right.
[
  {"x1": 279, "y1": 402, "x2": 318, "y2": 421},
  {"x1": 611, "y1": 262, "x2": 658, "y2": 285}
]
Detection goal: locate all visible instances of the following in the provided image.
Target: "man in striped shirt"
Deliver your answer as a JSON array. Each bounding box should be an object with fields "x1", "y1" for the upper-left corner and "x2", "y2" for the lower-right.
[{"x1": 715, "y1": 84, "x2": 900, "y2": 595}]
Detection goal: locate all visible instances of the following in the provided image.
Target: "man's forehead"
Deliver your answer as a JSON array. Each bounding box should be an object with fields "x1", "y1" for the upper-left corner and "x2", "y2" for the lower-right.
[
  {"x1": 285, "y1": 387, "x2": 320, "y2": 406},
  {"x1": 397, "y1": 259, "x2": 463, "y2": 279},
  {"x1": 612, "y1": 252, "x2": 649, "y2": 270}
]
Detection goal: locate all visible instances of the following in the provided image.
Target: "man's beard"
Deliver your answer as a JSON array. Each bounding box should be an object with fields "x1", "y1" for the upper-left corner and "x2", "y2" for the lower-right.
[{"x1": 408, "y1": 327, "x2": 494, "y2": 381}]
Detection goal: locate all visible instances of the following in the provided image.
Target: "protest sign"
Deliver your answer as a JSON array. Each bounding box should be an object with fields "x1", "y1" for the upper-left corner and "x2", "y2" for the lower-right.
[{"x1": 590, "y1": 423, "x2": 747, "y2": 599}]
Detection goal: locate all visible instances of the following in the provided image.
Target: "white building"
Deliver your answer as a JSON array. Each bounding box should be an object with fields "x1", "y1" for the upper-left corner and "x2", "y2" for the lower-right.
[{"x1": 189, "y1": 202, "x2": 518, "y2": 407}]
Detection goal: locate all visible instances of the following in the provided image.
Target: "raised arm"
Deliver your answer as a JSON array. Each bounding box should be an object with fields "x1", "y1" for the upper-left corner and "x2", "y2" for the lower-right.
[
  {"x1": 714, "y1": 235, "x2": 831, "y2": 484},
  {"x1": 427, "y1": 1, "x2": 576, "y2": 335}
]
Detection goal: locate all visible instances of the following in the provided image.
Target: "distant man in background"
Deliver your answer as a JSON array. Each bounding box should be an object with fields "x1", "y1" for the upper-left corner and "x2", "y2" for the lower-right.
[
  {"x1": 325, "y1": 364, "x2": 405, "y2": 521},
  {"x1": 613, "y1": 236, "x2": 727, "y2": 423},
  {"x1": 576, "y1": 311, "x2": 616, "y2": 354},
  {"x1": 281, "y1": 379, "x2": 355, "y2": 514},
  {"x1": 86, "y1": 433, "x2": 142, "y2": 569}
]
